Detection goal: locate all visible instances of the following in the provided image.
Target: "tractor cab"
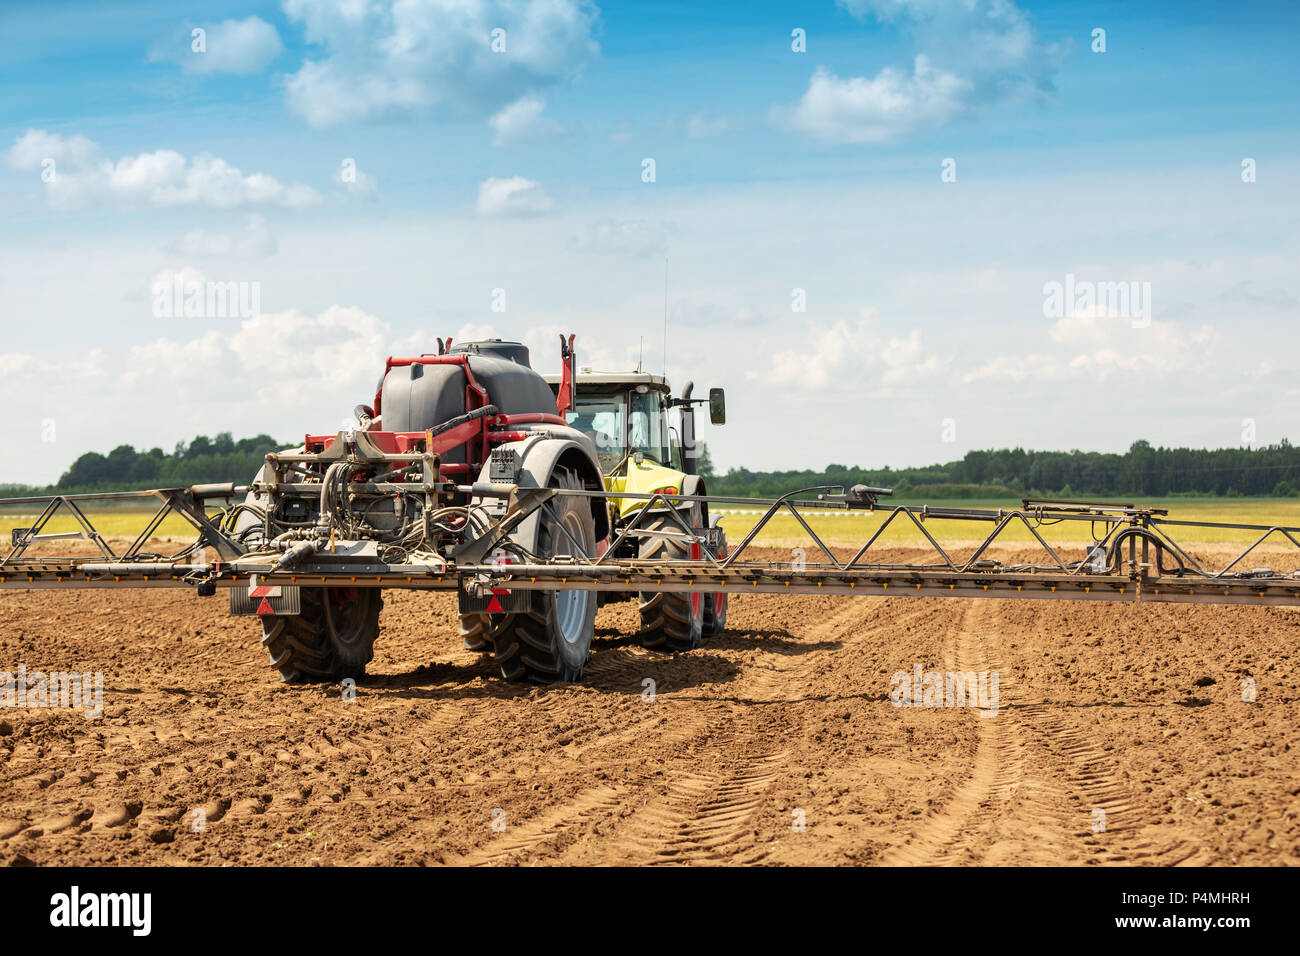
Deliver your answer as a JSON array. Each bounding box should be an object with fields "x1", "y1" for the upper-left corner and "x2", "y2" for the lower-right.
[
  {"x1": 545, "y1": 358, "x2": 730, "y2": 645},
  {"x1": 546, "y1": 373, "x2": 673, "y2": 470},
  {"x1": 543, "y1": 369, "x2": 725, "y2": 518}
]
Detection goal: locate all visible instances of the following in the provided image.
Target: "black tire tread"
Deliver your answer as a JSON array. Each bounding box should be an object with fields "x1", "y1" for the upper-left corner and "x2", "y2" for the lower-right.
[
  {"x1": 260, "y1": 587, "x2": 382, "y2": 683},
  {"x1": 486, "y1": 468, "x2": 594, "y2": 684},
  {"x1": 637, "y1": 509, "x2": 704, "y2": 652},
  {"x1": 459, "y1": 613, "x2": 493, "y2": 652}
]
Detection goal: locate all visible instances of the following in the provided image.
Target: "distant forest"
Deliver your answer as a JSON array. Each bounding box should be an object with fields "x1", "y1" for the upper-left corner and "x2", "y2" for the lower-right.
[
  {"x1": 705, "y1": 440, "x2": 1300, "y2": 500},
  {"x1": 1, "y1": 433, "x2": 285, "y2": 495},
  {"x1": 4, "y1": 436, "x2": 1300, "y2": 500}
]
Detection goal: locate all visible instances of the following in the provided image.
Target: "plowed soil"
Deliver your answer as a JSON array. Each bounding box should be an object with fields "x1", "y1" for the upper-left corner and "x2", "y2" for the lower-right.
[{"x1": 2, "y1": 544, "x2": 1297, "y2": 866}]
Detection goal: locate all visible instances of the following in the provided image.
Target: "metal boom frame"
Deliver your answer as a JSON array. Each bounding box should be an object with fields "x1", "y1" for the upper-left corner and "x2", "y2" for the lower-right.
[{"x1": 4, "y1": 485, "x2": 1300, "y2": 608}]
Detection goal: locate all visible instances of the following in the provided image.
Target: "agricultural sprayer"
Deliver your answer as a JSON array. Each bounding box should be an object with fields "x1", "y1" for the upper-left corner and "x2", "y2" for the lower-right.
[{"x1": 6, "y1": 336, "x2": 1300, "y2": 687}]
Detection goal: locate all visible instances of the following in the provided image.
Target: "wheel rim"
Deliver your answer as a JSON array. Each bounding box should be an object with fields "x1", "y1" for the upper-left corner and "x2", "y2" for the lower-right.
[{"x1": 554, "y1": 509, "x2": 593, "y2": 645}]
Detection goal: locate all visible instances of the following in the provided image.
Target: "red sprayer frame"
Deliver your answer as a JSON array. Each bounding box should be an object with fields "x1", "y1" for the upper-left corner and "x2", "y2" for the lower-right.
[{"x1": 302, "y1": 352, "x2": 570, "y2": 478}]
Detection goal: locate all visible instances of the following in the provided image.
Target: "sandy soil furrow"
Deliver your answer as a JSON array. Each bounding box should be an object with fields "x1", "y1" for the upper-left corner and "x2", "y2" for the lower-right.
[
  {"x1": 1, "y1": 543, "x2": 1296, "y2": 865},
  {"x1": 882, "y1": 601, "x2": 1025, "y2": 864}
]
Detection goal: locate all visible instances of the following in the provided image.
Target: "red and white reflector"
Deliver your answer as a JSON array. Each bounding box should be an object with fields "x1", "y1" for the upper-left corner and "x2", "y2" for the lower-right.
[
  {"x1": 248, "y1": 574, "x2": 282, "y2": 599},
  {"x1": 486, "y1": 549, "x2": 512, "y2": 614}
]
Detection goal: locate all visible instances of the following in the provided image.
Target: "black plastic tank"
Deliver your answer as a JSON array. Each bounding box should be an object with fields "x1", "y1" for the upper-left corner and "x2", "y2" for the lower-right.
[{"x1": 380, "y1": 341, "x2": 558, "y2": 467}]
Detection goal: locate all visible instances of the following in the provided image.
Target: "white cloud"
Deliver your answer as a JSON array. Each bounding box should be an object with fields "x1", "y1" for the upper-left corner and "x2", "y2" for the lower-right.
[
  {"x1": 2, "y1": 165, "x2": 1293, "y2": 480},
  {"x1": 9, "y1": 307, "x2": 413, "y2": 436},
  {"x1": 670, "y1": 302, "x2": 769, "y2": 327},
  {"x1": 7, "y1": 129, "x2": 97, "y2": 169},
  {"x1": 0, "y1": 352, "x2": 32, "y2": 376},
  {"x1": 775, "y1": 62, "x2": 967, "y2": 144},
  {"x1": 0, "y1": 313, "x2": 598, "y2": 479},
  {"x1": 752, "y1": 309, "x2": 945, "y2": 389},
  {"x1": 147, "y1": 265, "x2": 208, "y2": 300},
  {"x1": 7, "y1": 130, "x2": 321, "y2": 210},
  {"x1": 476, "y1": 175, "x2": 553, "y2": 216},
  {"x1": 99, "y1": 308, "x2": 398, "y2": 430},
  {"x1": 490, "y1": 95, "x2": 563, "y2": 145},
  {"x1": 151, "y1": 16, "x2": 284, "y2": 75},
  {"x1": 333, "y1": 162, "x2": 379, "y2": 201},
  {"x1": 450, "y1": 323, "x2": 500, "y2": 345},
  {"x1": 515, "y1": 323, "x2": 643, "y2": 374},
  {"x1": 168, "y1": 216, "x2": 278, "y2": 259},
  {"x1": 964, "y1": 314, "x2": 1219, "y2": 384},
  {"x1": 281, "y1": 0, "x2": 600, "y2": 127},
  {"x1": 1213, "y1": 280, "x2": 1298, "y2": 311},
  {"x1": 777, "y1": 0, "x2": 1065, "y2": 143}
]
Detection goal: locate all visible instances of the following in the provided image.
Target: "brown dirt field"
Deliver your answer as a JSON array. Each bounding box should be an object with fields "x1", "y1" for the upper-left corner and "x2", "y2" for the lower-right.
[{"x1": 1, "y1": 544, "x2": 1297, "y2": 866}]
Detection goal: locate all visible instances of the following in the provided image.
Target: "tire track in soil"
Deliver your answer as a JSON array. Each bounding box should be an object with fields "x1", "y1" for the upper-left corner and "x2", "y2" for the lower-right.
[
  {"x1": 448, "y1": 786, "x2": 627, "y2": 866},
  {"x1": 556, "y1": 601, "x2": 868, "y2": 865},
  {"x1": 5, "y1": 574, "x2": 1258, "y2": 866},
  {"x1": 882, "y1": 600, "x2": 1026, "y2": 865},
  {"x1": 882, "y1": 599, "x2": 1214, "y2": 866},
  {"x1": 335, "y1": 641, "x2": 721, "y2": 865},
  {"x1": 598, "y1": 744, "x2": 791, "y2": 865},
  {"x1": 429, "y1": 700, "x2": 722, "y2": 865},
  {"x1": 431, "y1": 705, "x2": 724, "y2": 867},
  {"x1": 406, "y1": 658, "x2": 724, "y2": 865},
  {"x1": 444, "y1": 601, "x2": 867, "y2": 866},
  {"x1": 1010, "y1": 704, "x2": 1211, "y2": 866}
]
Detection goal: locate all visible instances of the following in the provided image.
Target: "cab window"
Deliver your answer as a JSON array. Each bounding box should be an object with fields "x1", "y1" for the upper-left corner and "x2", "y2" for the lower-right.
[
  {"x1": 629, "y1": 390, "x2": 670, "y2": 463},
  {"x1": 566, "y1": 395, "x2": 625, "y2": 472}
]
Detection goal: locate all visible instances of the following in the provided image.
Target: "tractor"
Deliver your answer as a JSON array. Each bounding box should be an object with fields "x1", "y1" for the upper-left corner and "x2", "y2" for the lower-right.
[{"x1": 538, "y1": 337, "x2": 729, "y2": 652}]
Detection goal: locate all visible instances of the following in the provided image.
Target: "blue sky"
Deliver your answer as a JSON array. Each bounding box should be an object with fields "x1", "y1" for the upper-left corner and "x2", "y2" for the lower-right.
[{"x1": 1, "y1": 0, "x2": 1298, "y2": 483}]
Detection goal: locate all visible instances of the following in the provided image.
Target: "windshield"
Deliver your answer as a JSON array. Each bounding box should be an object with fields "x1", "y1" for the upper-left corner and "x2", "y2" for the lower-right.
[
  {"x1": 566, "y1": 394, "x2": 625, "y2": 472},
  {"x1": 564, "y1": 387, "x2": 671, "y2": 470},
  {"x1": 629, "y1": 389, "x2": 670, "y2": 463}
]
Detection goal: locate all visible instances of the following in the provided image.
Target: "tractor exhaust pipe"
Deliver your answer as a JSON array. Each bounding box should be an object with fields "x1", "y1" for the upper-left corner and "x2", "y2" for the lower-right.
[{"x1": 679, "y1": 380, "x2": 697, "y2": 476}]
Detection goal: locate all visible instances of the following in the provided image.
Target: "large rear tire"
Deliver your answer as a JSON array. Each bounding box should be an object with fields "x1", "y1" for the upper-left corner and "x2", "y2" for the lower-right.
[
  {"x1": 638, "y1": 503, "x2": 705, "y2": 652},
  {"x1": 486, "y1": 468, "x2": 597, "y2": 683},
  {"x1": 262, "y1": 587, "x2": 382, "y2": 683},
  {"x1": 236, "y1": 457, "x2": 384, "y2": 683}
]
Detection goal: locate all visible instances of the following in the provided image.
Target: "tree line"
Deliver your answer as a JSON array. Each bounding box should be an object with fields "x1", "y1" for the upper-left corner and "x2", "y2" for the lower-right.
[
  {"x1": 6, "y1": 433, "x2": 286, "y2": 495},
  {"x1": 7, "y1": 436, "x2": 1300, "y2": 500},
  {"x1": 705, "y1": 440, "x2": 1300, "y2": 500}
]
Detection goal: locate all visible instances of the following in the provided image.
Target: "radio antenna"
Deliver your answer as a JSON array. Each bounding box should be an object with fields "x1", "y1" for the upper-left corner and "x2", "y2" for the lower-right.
[{"x1": 662, "y1": 252, "x2": 669, "y2": 378}]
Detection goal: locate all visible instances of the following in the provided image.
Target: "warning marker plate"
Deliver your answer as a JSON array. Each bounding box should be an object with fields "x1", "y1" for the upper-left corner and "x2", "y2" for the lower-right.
[
  {"x1": 230, "y1": 582, "x2": 301, "y2": 617},
  {"x1": 248, "y1": 575, "x2": 282, "y2": 599},
  {"x1": 458, "y1": 549, "x2": 520, "y2": 616},
  {"x1": 486, "y1": 550, "x2": 511, "y2": 614}
]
